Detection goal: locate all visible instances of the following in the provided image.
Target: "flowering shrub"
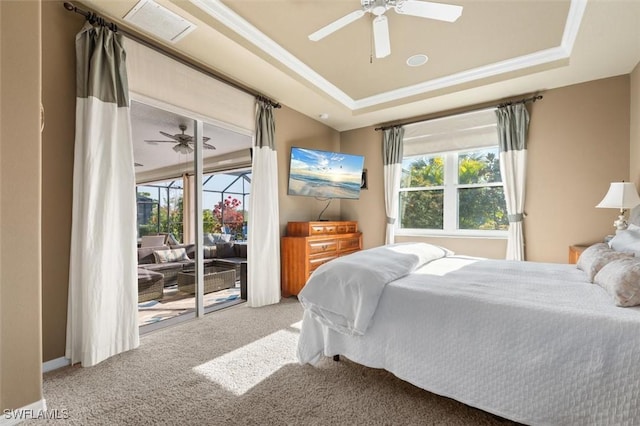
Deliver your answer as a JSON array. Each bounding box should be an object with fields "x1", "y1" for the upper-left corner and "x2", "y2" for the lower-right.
[{"x1": 213, "y1": 196, "x2": 244, "y2": 235}]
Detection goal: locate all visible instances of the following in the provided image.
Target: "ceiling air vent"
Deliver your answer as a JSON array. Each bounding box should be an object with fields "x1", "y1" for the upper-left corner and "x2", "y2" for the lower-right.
[{"x1": 124, "y1": 0, "x2": 196, "y2": 43}]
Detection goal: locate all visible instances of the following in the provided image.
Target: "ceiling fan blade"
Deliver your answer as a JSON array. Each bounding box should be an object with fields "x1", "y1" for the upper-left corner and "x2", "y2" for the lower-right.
[
  {"x1": 373, "y1": 15, "x2": 391, "y2": 59},
  {"x1": 159, "y1": 131, "x2": 180, "y2": 141},
  {"x1": 145, "y1": 140, "x2": 176, "y2": 144},
  {"x1": 202, "y1": 142, "x2": 217, "y2": 150},
  {"x1": 394, "y1": 1, "x2": 463, "y2": 22},
  {"x1": 308, "y1": 9, "x2": 365, "y2": 41}
]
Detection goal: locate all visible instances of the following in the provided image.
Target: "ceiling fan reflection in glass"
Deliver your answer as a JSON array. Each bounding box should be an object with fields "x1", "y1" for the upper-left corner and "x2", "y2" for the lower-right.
[{"x1": 144, "y1": 123, "x2": 216, "y2": 154}]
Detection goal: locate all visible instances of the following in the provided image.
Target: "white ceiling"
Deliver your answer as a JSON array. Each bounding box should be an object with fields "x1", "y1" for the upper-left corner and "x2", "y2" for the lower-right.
[{"x1": 82, "y1": 0, "x2": 640, "y2": 133}]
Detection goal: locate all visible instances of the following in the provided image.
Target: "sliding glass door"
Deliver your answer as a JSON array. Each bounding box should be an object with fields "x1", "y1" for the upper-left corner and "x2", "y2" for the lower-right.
[{"x1": 132, "y1": 100, "x2": 253, "y2": 332}]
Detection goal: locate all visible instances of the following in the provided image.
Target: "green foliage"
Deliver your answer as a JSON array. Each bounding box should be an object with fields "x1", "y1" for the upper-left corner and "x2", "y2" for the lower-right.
[
  {"x1": 202, "y1": 209, "x2": 218, "y2": 234},
  {"x1": 146, "y1": 194, "x2": 184, "y2": 242},
  {"x1": 401, "y1": 155, "x2": 444, "y2": 188},
  {"x1": 458, "y1": 151, "x2": 501, "y2": 184},
  {"x1": 458, "y1": 187, "x2": 508, "y2": 230},
  {"x1": 400, "y1": 190, "x2": 444, "y2": 229},
  {"x1": 400, "y1": 149, "x2": 507, "y2": 231}
]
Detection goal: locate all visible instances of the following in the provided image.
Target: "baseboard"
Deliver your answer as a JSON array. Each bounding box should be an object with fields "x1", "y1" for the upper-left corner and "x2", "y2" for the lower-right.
[
  {"x1": 0, "y1": 398, "x2": 47, "y2": 425},
  {"x1": 42, "y1": 357, "x2": 70, "y2": 373}
]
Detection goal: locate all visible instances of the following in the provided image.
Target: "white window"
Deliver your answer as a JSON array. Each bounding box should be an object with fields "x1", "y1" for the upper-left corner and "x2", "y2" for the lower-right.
[{"x1": 396, "y1": 109, "x2": 508, "y2": 237}]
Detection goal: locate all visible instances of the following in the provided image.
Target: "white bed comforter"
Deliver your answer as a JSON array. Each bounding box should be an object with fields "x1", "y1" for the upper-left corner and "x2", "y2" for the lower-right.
[
  {"x1": 297, "y1": 250, "x2": 640, "y2": 425},
  {"x1": 298, "y1": 242, "x2": 450, "y2": 335}
]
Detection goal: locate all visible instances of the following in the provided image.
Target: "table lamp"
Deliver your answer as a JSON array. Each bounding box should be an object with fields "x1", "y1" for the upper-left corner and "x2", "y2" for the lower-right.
[{"x1": 596, "y1": 182, "x2": 640, "y2": 230}]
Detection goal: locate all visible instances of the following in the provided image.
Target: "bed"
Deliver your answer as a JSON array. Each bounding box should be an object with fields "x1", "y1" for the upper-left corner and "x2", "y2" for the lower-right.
[{"x1": 296, "y1": 239, "x2": 640, "y2": 425}]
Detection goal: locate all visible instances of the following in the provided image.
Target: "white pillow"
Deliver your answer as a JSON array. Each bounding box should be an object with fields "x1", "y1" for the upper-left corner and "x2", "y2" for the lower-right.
[
  {"x1": 627, "y1": 223, "x2": 640, "y2": 232},
  {"x1": 594, "y1": 258, "x2": 640, "y2": 307},
  {"x1": 609, "y1": 229, "x2": 640, "y2": 256},
  {"x1": 576, "y1": 243, "x2": 633, "y2": 282},
  {"x1": 153, "y1": 248, "x2": 190, "y2": 263}
]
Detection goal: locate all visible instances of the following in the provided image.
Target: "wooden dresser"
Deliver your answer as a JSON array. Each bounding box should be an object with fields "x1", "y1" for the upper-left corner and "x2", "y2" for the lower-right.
[{"x1": 281, "y1": 221, "x2": 362, "y2": 296}]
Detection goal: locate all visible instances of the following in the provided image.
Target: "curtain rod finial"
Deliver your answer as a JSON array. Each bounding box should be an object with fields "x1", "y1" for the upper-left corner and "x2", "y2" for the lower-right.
[{"x1": 64, "y1": 2, "x2": 75, "y2": 11}]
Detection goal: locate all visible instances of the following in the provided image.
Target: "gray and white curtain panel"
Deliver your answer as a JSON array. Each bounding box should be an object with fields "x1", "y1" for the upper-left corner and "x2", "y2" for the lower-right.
[
  {"x1": 247, "y1": 99, "x2": 281, "y2": 307},
  {"x1": 383, "y1": 126, "x2": 405, "y2": 244},
  {"x1": 496, "y1": 103, "x2": 530, "y2": 261},
  {"x1": 67, "y1": 22, "x2": 139, "y2": 366}
]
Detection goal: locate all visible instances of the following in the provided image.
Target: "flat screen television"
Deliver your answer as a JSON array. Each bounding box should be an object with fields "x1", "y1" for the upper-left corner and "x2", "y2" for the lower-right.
[{"x1": 287, "y1": 147, "x2": 365, "y2": 199}]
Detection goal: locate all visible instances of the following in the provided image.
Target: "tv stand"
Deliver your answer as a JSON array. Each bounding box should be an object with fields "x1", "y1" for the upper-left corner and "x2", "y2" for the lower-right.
[{"x1": 281, "y1": 221, "x2": 362, "y2": 296}]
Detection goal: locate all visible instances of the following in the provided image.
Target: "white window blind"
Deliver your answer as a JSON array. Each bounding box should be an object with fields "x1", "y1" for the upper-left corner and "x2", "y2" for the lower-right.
[
  {"x1": 125, "y1": 38, "x2": 255, "y2": 133},
  {"x1": 403, "y1": 108, "x2": 497, "y2": 156}
]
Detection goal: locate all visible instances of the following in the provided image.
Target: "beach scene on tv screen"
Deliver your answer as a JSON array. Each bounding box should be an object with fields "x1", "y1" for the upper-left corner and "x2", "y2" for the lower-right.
[{"x1": 288, "y1": 148, "x2": 363, "y2": 199}]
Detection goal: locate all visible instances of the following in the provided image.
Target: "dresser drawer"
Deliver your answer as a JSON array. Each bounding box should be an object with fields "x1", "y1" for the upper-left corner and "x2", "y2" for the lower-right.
[
  {"x1": 338, "y1": 236, "x2": 361, "y2": 252},
  {"x1": 309, "y1": 255, "x2": 337, "y2": 272},
  {"x1": 308, "y1": 239, "x2": 338, "y2": 255},
  {"x1": 336, "y1": 223, "x2": 358, "y2": 234},
  {"x1": 310, "y1": 224, "x2": 336, "y2": 235}
]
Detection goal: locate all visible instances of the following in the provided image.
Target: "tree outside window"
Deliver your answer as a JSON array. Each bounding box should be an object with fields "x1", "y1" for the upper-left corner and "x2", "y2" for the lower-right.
[
  {"x1": 212, "y1": 196, "x2": 245, "y2": 237},
  {"x1": 399, "y1": 147, "x2": 507, "y2": 233}
]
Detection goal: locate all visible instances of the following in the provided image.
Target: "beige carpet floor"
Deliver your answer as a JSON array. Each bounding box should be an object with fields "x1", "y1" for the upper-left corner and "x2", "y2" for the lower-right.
[{"x1": 34, "y1": 299, "x2": 518, "y2": 425}]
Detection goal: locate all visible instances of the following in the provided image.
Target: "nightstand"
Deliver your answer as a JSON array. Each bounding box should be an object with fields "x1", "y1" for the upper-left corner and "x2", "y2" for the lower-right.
[{"x1": 568, "y1": 245, "x2": 589, "y2": 264}]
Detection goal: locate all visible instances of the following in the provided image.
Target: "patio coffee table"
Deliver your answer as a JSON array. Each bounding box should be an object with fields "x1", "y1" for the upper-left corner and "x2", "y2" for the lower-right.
[{"x1": 177, "y1": 267, "x2": 236, "y2": 295}]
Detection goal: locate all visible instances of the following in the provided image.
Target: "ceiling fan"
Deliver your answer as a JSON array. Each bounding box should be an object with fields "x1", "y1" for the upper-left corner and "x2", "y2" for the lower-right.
[
  {"x1": 144, "y1": 124, "x2": 216, "y2": 154},
  {"x1": 308, "y1": 0, "x2": 463, "y2": 59}
]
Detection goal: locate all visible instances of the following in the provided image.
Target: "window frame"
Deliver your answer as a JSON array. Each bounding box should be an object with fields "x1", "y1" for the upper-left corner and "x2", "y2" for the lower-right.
[{"x1": 396, "y1": 146, "x2": 508, "y2": 239}]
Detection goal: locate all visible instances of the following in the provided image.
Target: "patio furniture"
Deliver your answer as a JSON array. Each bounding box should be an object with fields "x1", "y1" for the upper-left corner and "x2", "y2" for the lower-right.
[
  {"x1": 137, "y1": 268, "x2": 164, "y2": 303},
  {"x1": 177, "y1": 267, "x2": 236, "y2": 294},
  {"x1": 140, "y1": 235, "x2": 166, "y2": 247}
]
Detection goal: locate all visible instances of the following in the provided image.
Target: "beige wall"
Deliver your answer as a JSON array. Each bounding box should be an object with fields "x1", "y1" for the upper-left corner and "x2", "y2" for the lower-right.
[
  {"x1": 631, "y1": 62, "x2": 640, "y2": 185},
  {"x1": 339, "y1": 126, "x2": 385, "y2": 249},
  {"x1": 340, "y1": 76, "x2": 631, "y2": 263},
  {"x1": 41, "y1": 0, "x2": 81, "y2": 363},
  {"x1": 526, "y1": 76, "x2": 630, "y2": 261},
  {"x1": 0, "y1": 0, "x2": 43, "y2": 411}
]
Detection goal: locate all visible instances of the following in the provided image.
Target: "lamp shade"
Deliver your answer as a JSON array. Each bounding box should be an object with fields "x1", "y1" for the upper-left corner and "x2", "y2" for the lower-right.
[{"x1": 596, "y1": 182, "x2": 640, "y2": 209}]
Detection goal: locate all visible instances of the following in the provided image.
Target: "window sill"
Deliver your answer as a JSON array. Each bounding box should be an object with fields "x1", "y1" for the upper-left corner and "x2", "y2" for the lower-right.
[{"x1": 395, "y1": 229, "x2": 508, "y2": 239}]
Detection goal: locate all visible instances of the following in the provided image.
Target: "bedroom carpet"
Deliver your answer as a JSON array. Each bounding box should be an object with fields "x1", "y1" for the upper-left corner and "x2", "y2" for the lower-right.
[{"x1": 33, "y1": 298, "x2": 518, "y2": 425}]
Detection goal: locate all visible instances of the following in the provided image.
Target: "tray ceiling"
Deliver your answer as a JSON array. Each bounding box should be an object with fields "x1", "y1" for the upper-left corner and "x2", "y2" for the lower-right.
[{"x1": 80, "y1": 0, "x2": 640, "y2": 131}]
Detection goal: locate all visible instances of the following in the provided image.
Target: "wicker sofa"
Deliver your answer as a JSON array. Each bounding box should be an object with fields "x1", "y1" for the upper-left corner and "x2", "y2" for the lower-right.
[
  {"x1": 137, "y1": 245, "x2": 193, "y2": 287},
  {"x1": 137, "y1": 267, "x2": 164, "y2": 303},
  {"x1": 137, "y1": 242, "x2": 247, "y2": 295}
]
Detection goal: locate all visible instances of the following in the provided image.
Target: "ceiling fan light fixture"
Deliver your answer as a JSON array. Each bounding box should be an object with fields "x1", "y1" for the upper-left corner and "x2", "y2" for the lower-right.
[
  {"x1": 173, "y1": 144, "x2": 193, "y2": 155},
  {"x1": 407, "y1": 53, "x2": 429, "y2": 67}
]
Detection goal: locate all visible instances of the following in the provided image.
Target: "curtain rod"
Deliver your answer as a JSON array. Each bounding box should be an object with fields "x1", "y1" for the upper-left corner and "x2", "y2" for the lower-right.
[
  {"x1": 374, "y1": 94, "x2": 543, "y2": 131},
  {"x1": 62, "y1": 2, "x2": 281, "y2": 109}
]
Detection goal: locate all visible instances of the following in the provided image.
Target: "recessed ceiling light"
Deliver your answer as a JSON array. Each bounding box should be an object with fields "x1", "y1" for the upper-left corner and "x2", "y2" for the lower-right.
[{"x1": 407, "y1": 54, "x2": 429, "y2": 67}]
